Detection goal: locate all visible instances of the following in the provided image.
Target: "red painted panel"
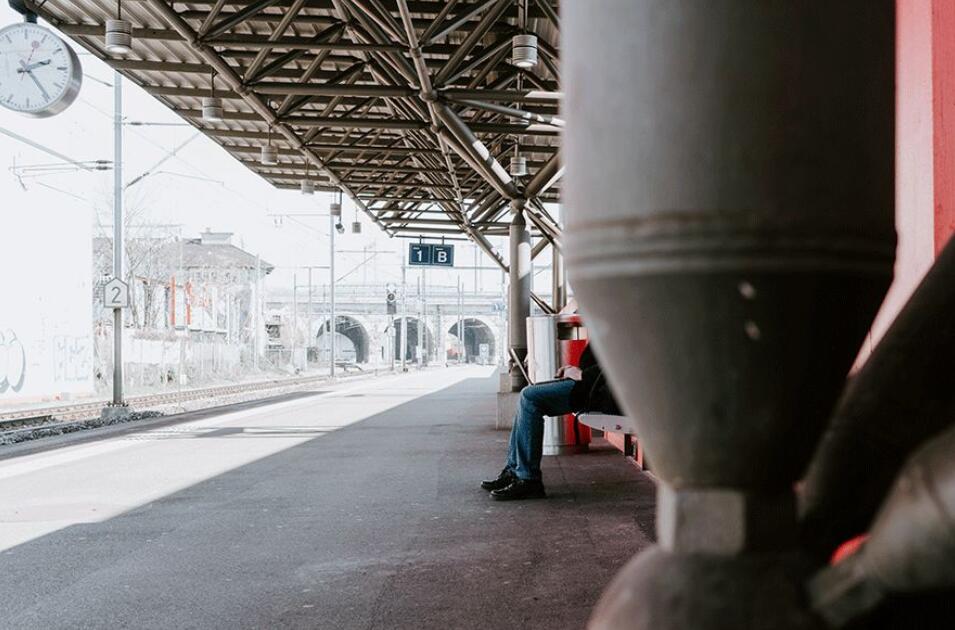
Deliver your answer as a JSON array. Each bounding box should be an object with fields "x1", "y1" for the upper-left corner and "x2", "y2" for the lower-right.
[
  {"x1": 862, "y1": 0, "x2": 936, "y2": 363},
  {"x1": 933, "y1": 0, "x2": 955, "y2": 252}
]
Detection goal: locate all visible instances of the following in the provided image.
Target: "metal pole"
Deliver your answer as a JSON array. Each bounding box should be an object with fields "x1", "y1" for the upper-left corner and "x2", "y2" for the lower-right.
[
  {"x1": 329, "y1": 213, "x2": 336, "y2": 378},
  {"x1": 111, "y1": 72, "x2": 125, "y2": 407},
  {"x1": 307, "y1": 266, "x2": 313, "y2": 366},
  {"x1": 253, "y1": 255, "x2": 260, "y2": 370},
  {"x1": 552, "y1": 206, "x2": 565, "y2": 311},
  {"x1": 291, "y1": 271, "x2": 297, "y2": 369},
  {"x1": 418, "y1": 270, "x2": 425, "y2": 366},
  {"x1": 458, "y1": 277, "x2": 464, "y2": 363},
  {"x1": 425, "y1": 268, "x2": 429, "y2": 364},
  {"x1": 400, "y1": 262, "x2": 407, "y2": 371},
  {"x1": 436, "y1": 305, "x2": 443, "y2": 365},
  {"x1": 508, "y1": 203, "x2": 531, "y2": 390}
]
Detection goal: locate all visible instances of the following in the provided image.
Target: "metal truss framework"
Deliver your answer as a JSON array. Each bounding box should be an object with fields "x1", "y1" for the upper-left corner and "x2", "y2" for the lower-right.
[{"x1": 27, "y1": 0, "x2": 563, "y2": 271}]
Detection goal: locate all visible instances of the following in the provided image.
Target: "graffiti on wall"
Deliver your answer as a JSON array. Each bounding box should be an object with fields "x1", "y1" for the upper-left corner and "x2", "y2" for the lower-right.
[
  {"x1": 0, "y1": 329, "x2": 26, "y2": 393},
  {"x1": 54, "y1": 335, "x2": 92, "y2": 383}
]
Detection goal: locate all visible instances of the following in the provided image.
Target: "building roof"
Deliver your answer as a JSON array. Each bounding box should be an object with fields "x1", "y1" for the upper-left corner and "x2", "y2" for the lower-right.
[
  {"x1": 181, "y1": 237, "x2": 275, "y2": 273},
  {"x1": 93, "y1": 234, "x2": 274, "y2": 279}
]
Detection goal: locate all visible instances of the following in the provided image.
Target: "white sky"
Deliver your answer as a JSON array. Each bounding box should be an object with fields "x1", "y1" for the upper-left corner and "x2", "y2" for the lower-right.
[{"x1": 0, "y1": 4, "x2": 527, "y2": 298}]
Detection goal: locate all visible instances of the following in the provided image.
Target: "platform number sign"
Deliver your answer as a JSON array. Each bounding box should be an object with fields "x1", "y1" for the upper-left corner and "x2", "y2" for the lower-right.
[
  {"x1": 102, "y1": 278, "x2": 129, "y2": 308},
  {"x1": 408, "y1": 243, "x2": 454, "y2": 267},
  {"x1": 432, "y1": 245, "x2": 453, "y2": 266}
]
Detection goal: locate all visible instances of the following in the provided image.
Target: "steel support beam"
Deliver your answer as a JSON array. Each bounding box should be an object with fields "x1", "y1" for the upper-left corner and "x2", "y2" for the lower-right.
[
  {"x1": 254, "y1": 83, "x2": 414, "y2": 97},
  {"x1": 442, "y1": 88, "x2": 562, "y2": 103},
  {"x1": 433, "y1": 102, "x2": 519, "y2": 199},
  {"x1": 434, "y1": 0, "x2": 510, "y2": 86},
  {"x1": 455, "y1": 98, "x2": 564, "y2": 127},
  {"x1": 146, "y1": 0, "x2": 390, "y2": 236},
  {"x1": 202, "y1": 0, "x2": 283, "y2": 40},
  {"x1": 205, "y1": 34, "x2": 402, "y2": 51},
  {"x1": 422, "y1": 0, "x2": 497, "y2": 45}
]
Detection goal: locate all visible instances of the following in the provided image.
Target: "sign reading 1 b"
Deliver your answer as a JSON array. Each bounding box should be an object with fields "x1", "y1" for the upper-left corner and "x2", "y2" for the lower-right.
[{"x1": 408, "y1": 243, "x2": 454, "y2": 267}]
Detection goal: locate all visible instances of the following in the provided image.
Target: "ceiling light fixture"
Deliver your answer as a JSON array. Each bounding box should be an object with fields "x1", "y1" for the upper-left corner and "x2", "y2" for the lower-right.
[
  {"x1": 261, "y1": 125, "x2": 278, "y2": 165},
  {"x1": 105, "y1": 0, "x2": 132, "y2": 55},
  {"x1": 512, "y1": 33, "x2": 538, "y2": 69},
  {"x1": 202, "y1": 71, "x2": 223, "y2": 122}
]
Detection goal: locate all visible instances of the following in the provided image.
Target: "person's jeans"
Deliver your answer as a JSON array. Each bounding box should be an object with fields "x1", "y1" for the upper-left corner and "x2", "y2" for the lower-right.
[{"x1": 505, "y1": 378, "x2": 576, "y2": 481}]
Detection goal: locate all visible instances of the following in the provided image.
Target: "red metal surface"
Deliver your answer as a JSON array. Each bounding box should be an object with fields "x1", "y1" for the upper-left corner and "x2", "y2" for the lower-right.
[
  {"x1": 933, "y1": 0, "x2": 955, "y2": 253},
  {"x1": 865, "y1": 0, "x2": 955, "y2": 360}
]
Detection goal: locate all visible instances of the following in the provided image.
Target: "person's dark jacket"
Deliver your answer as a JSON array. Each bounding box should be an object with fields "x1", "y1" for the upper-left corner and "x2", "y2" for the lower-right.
[{"x1": 568, "y1": 345, "x2": 622, "y2": 415}]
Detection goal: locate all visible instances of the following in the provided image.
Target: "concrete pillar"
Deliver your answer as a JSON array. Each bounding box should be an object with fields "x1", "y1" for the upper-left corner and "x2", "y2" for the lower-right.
[{"x1": 508, "y1": 200, "x2": 531, "y2": 391}]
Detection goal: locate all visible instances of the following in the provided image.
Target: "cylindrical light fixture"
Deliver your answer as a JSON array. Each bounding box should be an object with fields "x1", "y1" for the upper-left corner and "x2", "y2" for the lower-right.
[
  {"x1": 261, "y1": 126, "x2": 278, "y2": 165},
  {"x1": 512, "y1": 34, "x2": 538, "y2": 69},
  {"x1": 300, "y1": 157, "x2": 314, "y2": 194},
  {"x1": 105, "y1": 1, "x2": 132, "y2": 55},
  {"x1": 351, "y1": 221, "x2": 362, "y2": 234},
  {"x1": 261, "y1": 144, "x2": 278, "y2": 165},
  {"x1": 330, "y1": 197, "x2": 342, "y2": 217},
  {"x1": 510, "y1": 155, "x2": 527, "y2": 177},
  {"x1": 202, "y1": 97, "x2": 223, "y2": 122},
  {"x1": 202, "y1": 71, "x2": 223, "y2": 122},
  {"x1": 105, "y1": 19, "x2": 132, "y2": 55}
]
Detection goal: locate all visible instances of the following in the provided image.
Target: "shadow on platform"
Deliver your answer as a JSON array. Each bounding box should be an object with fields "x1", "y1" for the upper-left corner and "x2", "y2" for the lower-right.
[{"x1": 0, "y1": 374, "x2": 656, "y2": 630}]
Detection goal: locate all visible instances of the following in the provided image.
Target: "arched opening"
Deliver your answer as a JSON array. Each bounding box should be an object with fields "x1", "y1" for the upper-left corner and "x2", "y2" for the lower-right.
[
  {"x1": 315, "y1": 315, "x2": 371, "y2": 364},
  {"x1": 448, "y1": 318, "x2": 496, "y2": 364},
  {"x1": 391, "y1": 317, "x2": 434, "y2": 362}
]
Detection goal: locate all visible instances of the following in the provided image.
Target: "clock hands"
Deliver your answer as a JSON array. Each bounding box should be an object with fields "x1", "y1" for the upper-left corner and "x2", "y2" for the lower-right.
[
  {"x1": 18, "y1": 60, "x2": 50, "y2": 102},
  {"x1": 16, "y1": 59, "x2": 51, "y2": 73}
]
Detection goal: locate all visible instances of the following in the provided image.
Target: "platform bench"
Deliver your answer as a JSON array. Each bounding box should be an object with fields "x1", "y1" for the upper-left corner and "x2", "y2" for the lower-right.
[{"x1": 576, "y1": 413, "x2": 649, "y2": 471}]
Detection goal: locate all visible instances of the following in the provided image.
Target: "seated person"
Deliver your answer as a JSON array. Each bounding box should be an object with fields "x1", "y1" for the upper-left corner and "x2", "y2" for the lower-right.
[{"x1": 482, "y1": 343, "x2": 621, "y2": 501}]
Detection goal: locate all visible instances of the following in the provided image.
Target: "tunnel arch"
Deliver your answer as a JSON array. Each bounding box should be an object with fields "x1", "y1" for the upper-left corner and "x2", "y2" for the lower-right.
[
  {"x1": 315, "y1": 315, "x2": 371, "y2": 364},
  {"x1": 391, "y1": 317, "x2": 434, "y2": 362},
  {"x1": 448, "y1": 318, "x2": 496, "y2": 364}
]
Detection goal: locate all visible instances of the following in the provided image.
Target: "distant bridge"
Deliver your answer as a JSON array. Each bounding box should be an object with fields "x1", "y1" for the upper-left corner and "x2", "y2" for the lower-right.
[{"x1": 266, "y1": 284, "x2": 508, "y2": 366}]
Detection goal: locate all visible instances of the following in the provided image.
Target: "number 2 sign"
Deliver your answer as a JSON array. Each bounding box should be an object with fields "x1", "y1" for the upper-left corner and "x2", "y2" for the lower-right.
[{"x1": 103, "y1": 278, "x2": 129, "y2": 309}]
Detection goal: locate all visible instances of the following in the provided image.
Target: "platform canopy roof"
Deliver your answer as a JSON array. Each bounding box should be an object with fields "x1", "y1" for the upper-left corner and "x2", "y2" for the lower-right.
[{"x1": 23, "y1": 0, "x2": 563, "y2": 266}]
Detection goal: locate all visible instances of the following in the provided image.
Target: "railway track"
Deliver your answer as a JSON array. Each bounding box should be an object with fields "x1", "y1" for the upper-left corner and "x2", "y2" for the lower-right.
[{"x1": 0, "y1": 370, "x2": 369, "y2": 443}]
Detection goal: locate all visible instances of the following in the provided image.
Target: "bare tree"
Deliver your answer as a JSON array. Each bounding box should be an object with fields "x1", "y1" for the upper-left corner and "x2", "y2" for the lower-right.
[{"x1": 92, "y1": 188, "x2": 177, "y2": 329}]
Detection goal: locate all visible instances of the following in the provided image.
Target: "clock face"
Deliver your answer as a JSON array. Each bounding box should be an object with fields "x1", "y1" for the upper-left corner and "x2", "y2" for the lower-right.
[{"x1": 0, "y1": 22, "x2": 82, "y2": 118}]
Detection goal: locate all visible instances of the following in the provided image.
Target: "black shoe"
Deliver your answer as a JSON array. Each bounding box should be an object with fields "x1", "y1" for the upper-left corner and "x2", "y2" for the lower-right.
[
  {"x1": 490, "y1": 478, "x2": 546, "y2": 501},
  {"x1": 481, "y1": 468, "x2": 516, "y2": 492}
]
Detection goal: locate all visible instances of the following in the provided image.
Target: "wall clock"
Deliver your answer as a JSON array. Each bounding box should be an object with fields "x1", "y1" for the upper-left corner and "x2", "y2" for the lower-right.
[{"x1": 0, "y1": 21, "x2": 82, "y2": 117}]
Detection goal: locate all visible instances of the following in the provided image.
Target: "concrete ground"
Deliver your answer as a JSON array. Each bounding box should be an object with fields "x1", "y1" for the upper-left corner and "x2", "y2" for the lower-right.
[{"x1": 0, "y1": 366, "x2": 656, "y2": 630}]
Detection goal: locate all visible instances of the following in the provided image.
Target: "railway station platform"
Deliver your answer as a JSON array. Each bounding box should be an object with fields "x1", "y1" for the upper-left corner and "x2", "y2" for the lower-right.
[{"x1": 0, "y1": 366, "x2": 655, "y2": 630}]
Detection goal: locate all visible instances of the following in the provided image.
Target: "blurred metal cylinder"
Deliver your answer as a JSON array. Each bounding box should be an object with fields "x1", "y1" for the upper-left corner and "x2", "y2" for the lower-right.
[{"x1": 563, "y1": 2, "x2": 896, "y2": 628}]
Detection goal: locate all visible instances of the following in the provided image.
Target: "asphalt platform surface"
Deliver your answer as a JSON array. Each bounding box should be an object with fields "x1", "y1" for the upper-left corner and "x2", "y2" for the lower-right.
[{"x1": 0, "y1": 366, "x2": 656, "y2": 630}]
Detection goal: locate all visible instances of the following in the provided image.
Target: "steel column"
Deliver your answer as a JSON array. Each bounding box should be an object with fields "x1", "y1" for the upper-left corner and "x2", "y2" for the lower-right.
[
  {"x1": 508, "y1": 202, "x2": 531, "y2": 391},
  {"x1": 329, "y1": 211, "x2": 336, "y2": 378}
]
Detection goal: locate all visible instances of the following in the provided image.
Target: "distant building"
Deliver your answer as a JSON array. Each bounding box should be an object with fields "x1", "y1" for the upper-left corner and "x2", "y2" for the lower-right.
[{"x1": 94, "y1": 230, "x2": 273, "y2": 343}]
